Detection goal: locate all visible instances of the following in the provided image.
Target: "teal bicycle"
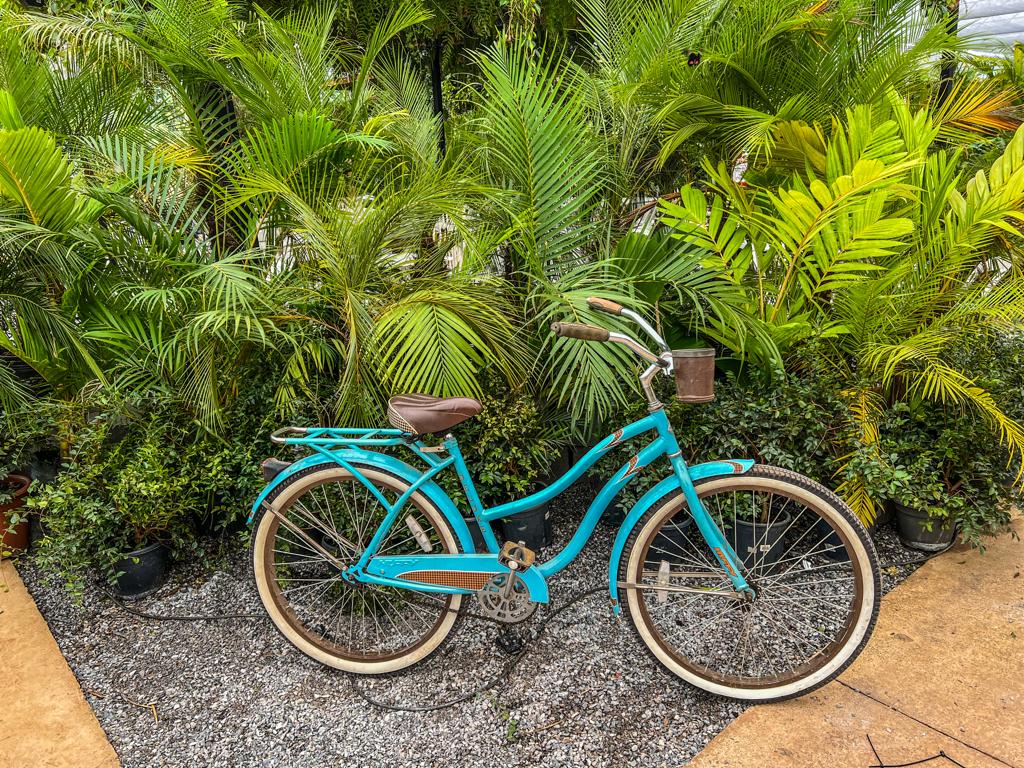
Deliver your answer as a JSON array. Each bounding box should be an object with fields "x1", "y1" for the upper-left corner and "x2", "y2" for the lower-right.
[{"x1": 250, "y1": 298, "x2": 880, "y2": 702}]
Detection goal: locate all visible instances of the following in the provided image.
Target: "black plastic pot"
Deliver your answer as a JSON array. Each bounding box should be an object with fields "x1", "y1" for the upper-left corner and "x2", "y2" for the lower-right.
[
  {"x1": 728, "y1": 513, "x2": 793, "y2": 571},
  {"x1": 29, "y1": 513, "x2": 48, "y2": 548},
  {"x1": 649, "y1": 514, "x2": 694, "y2": 563},
  {"x1": 29, "y1": 445, "x2": 62, "y2": 483},
  {"x1": 113, "y1": 542, "x2": 168, "y2": 598},
  {"x1": 867, "y1": 500, "x2": 896, "y2": 532},
  {"x1": 546, "y1": 446, "x2": 574, "y2": 483},
  {"x1": 599, "y1": 501, "x2": 627, "y2": 528},
  {"x1": 462, "y1": 516, "x2": 493, "y2": 552},
  {"x1": 893, "y1": 502, "x2": 956, "y2": 552},
  {"x1": 813, "y1": 518, "x2": 850, "y2": 562},
  {"x1": 500, "y1": 503, "x2": 551, "y2": 550}
]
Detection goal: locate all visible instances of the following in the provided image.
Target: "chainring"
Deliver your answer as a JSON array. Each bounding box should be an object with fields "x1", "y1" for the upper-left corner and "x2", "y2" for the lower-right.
[{"x1": 476, "y1": 573, "x2": 538, "y2": 624}]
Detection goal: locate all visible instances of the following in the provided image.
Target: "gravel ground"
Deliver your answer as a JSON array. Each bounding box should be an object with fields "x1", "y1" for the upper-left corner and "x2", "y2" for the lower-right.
[{"x1": 22, "y1": 488, "x2": 927, "y2": 768}]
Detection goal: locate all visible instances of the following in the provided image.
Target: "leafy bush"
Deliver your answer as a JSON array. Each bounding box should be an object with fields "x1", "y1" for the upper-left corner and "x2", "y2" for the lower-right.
[
  {"x1": 29, "y1": 400, "x2": 195, "y2": 594},
  {"x1": 1, "y1": 0, "x2": 1022, "y2": 593},
  {"x1": 28, "y1": 379, "x2": 280, "y2": 594},
  {"x1": 863, "y1": 403, "x2": 1017, "y2": 547},
  {"x1": 436, "y1": 380, "x2": 566, "y2": 510}
]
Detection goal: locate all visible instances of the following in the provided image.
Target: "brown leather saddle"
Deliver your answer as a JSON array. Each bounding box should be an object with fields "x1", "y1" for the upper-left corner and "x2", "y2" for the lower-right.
[{"x1": 387, "y1": 394, "x2": 482, "y2": 436}]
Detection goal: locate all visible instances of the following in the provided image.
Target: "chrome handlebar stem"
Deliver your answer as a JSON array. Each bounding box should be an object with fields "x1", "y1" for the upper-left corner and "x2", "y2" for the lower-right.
[{"x1": 605, "y1": 328, "x2": 673, "y2": 411}]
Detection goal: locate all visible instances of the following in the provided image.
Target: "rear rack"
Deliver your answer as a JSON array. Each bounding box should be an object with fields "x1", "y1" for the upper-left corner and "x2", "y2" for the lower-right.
[{"x1": 269, "y1": 426, "x2": 410, "y2": 447}]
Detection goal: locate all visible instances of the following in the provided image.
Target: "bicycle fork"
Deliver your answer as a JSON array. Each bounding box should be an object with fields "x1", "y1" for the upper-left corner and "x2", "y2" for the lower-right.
[{"x1": 665, "y1": 440, "x2": 755, "y2": 599}]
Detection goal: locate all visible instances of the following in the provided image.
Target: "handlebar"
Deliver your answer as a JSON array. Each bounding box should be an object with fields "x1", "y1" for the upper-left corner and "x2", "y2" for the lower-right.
[
  {"x1": 553, "y1": 301, "x2": 673, "y2": 408},
  {"x1": 550, "y1": 322, "x2": 611, "y2": 341},
  {"x1": 551, "y1": 319, "x2": 666, "y2": 367},
  {"x1": 586, "y1": 297, "x2": 624, "y2": 316}
]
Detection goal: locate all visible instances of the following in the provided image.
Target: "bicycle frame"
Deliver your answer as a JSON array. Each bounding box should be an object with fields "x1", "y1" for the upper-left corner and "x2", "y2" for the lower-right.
[{"x1": 251, "y1": 409, "x2": 755, "y2": 612}]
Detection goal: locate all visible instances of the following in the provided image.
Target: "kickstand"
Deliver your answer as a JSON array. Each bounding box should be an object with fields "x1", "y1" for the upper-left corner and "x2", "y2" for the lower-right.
[{"x1": 494, "y1": 628, "x2": 525, "y2": 655}]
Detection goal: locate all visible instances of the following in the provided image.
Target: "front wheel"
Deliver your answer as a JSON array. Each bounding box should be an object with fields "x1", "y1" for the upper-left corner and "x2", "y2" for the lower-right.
[{"x1": 619, "y1": 465, "x2": 880, "y2": 702}]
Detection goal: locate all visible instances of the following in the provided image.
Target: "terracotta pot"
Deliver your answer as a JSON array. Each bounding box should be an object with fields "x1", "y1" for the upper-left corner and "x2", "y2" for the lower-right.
[{"x1": 1, "y1": 474, "x2": 31, "y2": 558}]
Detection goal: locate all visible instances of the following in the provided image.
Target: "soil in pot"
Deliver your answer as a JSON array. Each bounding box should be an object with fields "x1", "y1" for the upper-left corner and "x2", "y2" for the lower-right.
[
  {"x1": 1, "y1": 474, "x2": 31, "y2": 558},
  {"x1": 728, "y1": 513, "x2": 793, "y2": 571},
  {"x1": 113, "y1": 542, "x2": 169, "y2": 598},
  {"x1": 893, "y1": 502, "x2": 956, "y2": 552}
]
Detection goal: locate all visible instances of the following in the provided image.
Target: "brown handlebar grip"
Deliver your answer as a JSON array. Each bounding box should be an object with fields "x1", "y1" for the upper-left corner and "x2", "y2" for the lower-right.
[
  {"x1": 551, "y1": 322, "x2": 611, "y2": 342},
  {"x1": 586, "y1": 297, "x2": 624, "y2": 315}
]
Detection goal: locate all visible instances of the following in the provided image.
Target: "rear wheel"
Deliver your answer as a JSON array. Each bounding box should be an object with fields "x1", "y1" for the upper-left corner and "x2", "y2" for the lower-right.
[
  {"x1": 620, "y1": 465, "x2": 879, "y2": 702},
  {"x1": 252, "y1": 464, "x2": 462, "y2": 674}
]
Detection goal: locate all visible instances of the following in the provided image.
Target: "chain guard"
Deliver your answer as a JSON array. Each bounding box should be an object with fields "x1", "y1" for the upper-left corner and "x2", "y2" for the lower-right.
[{"x1": 476, "y1": 573, "x2": 538, "y2": 624}]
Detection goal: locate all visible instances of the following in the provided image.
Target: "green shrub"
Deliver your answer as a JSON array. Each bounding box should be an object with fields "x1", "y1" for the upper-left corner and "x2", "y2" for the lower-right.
[
  {"x1": 29, "y1": 400, "x2": 196, "y2": 594},
  {"x1": 593, "y1": 369, "x2": 848, "y2": 511},
  {"x1": 28, "y1": 377, "x2": 281, "y2": 595},
  {"x1": 865, "y1": 403, "x2": 1016, "y2": 547},
  {"x1": 436, "y1": 380, "x2": 566, "y2": 510}
]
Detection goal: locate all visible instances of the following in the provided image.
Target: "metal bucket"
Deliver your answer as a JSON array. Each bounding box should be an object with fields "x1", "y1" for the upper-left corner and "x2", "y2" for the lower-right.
[{"x1": 672, "y1": 349, "x2": 716, "y2": 403}]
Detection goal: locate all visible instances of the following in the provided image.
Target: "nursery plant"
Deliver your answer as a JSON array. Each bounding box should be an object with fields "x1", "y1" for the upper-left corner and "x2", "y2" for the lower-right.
[
  {"x1": 0, "y1": 0, "x2": 1022, "y2": 595},
  {"x1": 660, "y1": 101, "x2": 1024, "y2": 520}
]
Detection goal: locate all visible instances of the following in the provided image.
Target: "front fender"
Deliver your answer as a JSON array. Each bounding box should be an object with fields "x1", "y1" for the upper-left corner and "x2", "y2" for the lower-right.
[
  {"x1": 606, "y1": 459, "x2": 754, "y2": 611},
  {"x1": 248, "y1": 449, "x2": 476, "y2": 553}
]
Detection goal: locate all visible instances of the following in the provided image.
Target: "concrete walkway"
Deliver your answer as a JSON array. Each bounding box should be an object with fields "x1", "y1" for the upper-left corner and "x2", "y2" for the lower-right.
[
  {"x1": 0, "y1": 560, "x2": 119, "y2": 768},
  {"x1": 690, "y1": 519, "x2": 1024, "y2": 768}
]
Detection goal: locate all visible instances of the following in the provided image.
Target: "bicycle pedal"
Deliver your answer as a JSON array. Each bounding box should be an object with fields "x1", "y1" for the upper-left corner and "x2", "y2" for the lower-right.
[
  {"x1": 495, "y1": 629, "x2": 525, "y2": 656},
  {"x1": 498, "y1": 540, "x2": 536, "y2": 570}
]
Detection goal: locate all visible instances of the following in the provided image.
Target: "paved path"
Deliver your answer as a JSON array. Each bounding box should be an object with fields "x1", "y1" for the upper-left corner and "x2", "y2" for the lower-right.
[
  {"x1": 690, "y1": 519, "x2": 1024, "y2": 768},
  {"x1": 0, "y1": 560, "x2": 119, "y2": 768}
]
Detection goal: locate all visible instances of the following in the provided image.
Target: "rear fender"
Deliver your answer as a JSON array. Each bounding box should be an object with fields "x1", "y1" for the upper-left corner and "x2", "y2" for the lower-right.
[{"x1": 247, "y1": 449, "x2": 476, "y2": 553}]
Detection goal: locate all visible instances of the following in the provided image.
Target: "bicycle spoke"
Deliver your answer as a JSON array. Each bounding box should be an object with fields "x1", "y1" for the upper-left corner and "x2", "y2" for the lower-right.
[{"x1": 262, "y1": 473, "x2": 459, "y2": 662}]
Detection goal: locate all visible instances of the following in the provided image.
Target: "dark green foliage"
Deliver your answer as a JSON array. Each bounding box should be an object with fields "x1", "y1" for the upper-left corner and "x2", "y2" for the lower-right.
[
  {"x1": 3, "y1": 0, "x2": 1023, "y2": 597},
  {"x1": 25, "y1": 376, "x2": 282, "y2": 596},
  {"x1": 669, "y1": 373, "x2": 847, "y2": 484},
  {"x1": 436, "y1": 379, "x2": 565, "y2": 509},
  {"x1": 593, "y1": 369, "x2": 849, "y2": 509},
  {"x1": 858, "y1": 403, "x2": 1016, "y2": 547}
]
